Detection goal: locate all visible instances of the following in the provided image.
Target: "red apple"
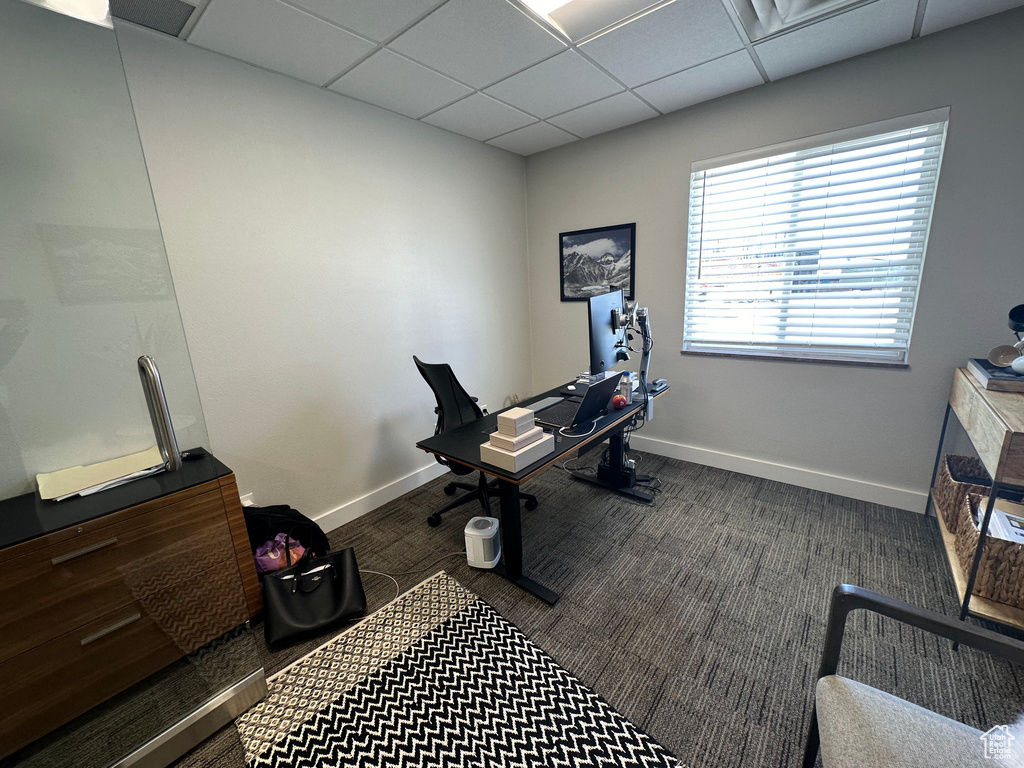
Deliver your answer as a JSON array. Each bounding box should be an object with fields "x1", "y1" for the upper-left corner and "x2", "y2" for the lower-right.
[{"x1": 612, "y1": 394, "x2": 627, "y2": 410}]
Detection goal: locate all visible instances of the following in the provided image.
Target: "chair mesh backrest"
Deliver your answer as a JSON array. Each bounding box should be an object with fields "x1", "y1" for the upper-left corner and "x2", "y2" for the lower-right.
[{"x1": 413, "y1": 356, "x2": 483, "y2": 433}]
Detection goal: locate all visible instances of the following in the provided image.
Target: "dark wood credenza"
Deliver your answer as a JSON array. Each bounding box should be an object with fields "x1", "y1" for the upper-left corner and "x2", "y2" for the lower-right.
[{"x1": 0, "y1": 454, "x2": 262, "y2": 762}]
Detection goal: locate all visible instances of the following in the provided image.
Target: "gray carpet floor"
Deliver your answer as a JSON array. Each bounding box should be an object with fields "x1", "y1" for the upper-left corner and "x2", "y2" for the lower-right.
[{"x1": 174, "y1": 451, "x2": 1024, "y2": 768}]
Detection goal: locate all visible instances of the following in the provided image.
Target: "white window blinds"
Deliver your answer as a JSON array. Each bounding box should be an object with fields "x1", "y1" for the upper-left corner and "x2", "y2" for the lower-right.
[{"x1": 684, "y1": 110, "x2": 948, "y2": 364}]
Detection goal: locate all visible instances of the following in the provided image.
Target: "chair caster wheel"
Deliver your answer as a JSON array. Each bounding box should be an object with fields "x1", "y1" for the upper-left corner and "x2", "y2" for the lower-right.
[
  {"x1": 427, "y1": 515, "x2": 442, "y2": 528},
  {"x1": 443, "y1": 484, "x2": 457, "y2": 496},
  {"x1": 525, "y1": 498, "x2": 538, "y2": 511}
]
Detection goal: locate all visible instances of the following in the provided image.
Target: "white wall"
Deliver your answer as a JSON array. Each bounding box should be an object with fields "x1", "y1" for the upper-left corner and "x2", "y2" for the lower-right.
[
  {"x1": 524, "y1": 10, "x2": 1024, "y2": 512},
  {"x1": 116, "y1": 25, "x2": 533, "y2": 526}
]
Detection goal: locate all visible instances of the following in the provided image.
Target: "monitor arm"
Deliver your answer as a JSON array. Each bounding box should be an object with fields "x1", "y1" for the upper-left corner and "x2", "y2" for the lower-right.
[{"x1": 636, "y1": 307, "x2": 653, "y2": 420}]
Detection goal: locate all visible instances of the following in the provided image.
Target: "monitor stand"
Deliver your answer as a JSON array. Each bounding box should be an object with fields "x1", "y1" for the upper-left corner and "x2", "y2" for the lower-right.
[
  {"x1": 581, "y1": 370, "x2": 618, "y2": 384},
  {"x1": 569, "y1": 428, "x2": 655, "y2": 502}
]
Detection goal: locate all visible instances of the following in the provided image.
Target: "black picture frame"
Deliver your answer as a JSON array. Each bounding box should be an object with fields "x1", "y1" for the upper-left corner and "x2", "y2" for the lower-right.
[{"x1": 559, "y1": 222, "x2": 635, "y2": 302}]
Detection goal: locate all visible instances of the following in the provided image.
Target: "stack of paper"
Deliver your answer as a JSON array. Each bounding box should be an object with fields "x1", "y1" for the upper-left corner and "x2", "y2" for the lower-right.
[{"x1": 37, "y1": 445, "x2": 166, "y2": 501}]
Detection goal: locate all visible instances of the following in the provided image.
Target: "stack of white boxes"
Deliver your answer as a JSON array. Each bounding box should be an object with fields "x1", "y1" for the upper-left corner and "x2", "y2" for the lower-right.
[{"x1": 479, "y1": 407, "x2": 554, "y2": 472}]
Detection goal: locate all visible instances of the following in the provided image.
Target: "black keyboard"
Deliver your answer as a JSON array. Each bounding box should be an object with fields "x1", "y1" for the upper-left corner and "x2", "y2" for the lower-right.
[{"x1": 535, "y1": 401, "x2": 580, "y2": 427}]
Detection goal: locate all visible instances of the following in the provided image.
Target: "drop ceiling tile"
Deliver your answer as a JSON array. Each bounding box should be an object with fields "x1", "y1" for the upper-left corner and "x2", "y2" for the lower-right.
[
  {"x1": 487, "y1": 122, "x2": 577, "y2": 155},
  {"x1": 548, "y1": 91, "x2": 658, "y2": 139},
  {"x1": 389, "y1": 0, "x2": 566, "y2": 89},
  {"x1": 754, "y1": 0, "x2": 917, "y2": 81},
  {"x1": 422, "y1": 93, "x2": 536, "y2": 141},
  {"x1": 919, "y1": 0, "x2": 1024, "y2": 35},
  {"x1": 484, "y1": 51, "x2": 623, "y2": 119},
  {"x1": 635, "y1": 51, "x2": 763, "y2": 113},
  {"x1": 579, "y1": 0, "x2": 743, "y2": 88},
  {"x1": 189, "y1": 0, "x2": 375, "y2": 85},
  {"x1": 284, "y1": 0, "x2": 445, "y2": 42},
  {"x1": 330, "y1": 49, "x2": 471, "y2": 119}
]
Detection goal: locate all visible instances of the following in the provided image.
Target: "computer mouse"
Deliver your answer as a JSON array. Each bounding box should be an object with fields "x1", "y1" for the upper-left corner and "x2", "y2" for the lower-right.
[{"x1": 566, "y1": 385, "x2": 576, "y2": 391}]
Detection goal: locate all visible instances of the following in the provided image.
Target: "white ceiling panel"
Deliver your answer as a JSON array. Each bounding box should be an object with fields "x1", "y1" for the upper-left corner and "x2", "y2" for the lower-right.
[
  {"x1": 330, "y1": 49, "x2": 471, "y2": 119},
  {"x1": 389, "y1": 0, "x2": 566, "y2": 89},
  {"x1": 284, "y1": 0, "x2": 446, "y2": 42},
  {"x1": 754, "y1": 0, "x2": 918, "y2": 81},
  {"x1": 635, "y1": 51, "x2": 763, "y2": 114},
  {"x1": 422, "y1": 93, "x2": 536, "y2": 141},
  {"x1": 548, "y1": 91, "x2": 658, "y2": 139},
  {"x1": 487, "y1": 122, "x2": 578, "y2": 155},
  {"x1": 919, "y1": 0, "x2": 1024, "y2": 36},
  {"x1": 484, "y1": 51, "x2": 623, "y2": 119},
  {"x1": 579, "y1": 0, "x2": 744, "y2": 87},
  {"x1": 188, "y1": 0, "x2": 375, "y2": 85}
]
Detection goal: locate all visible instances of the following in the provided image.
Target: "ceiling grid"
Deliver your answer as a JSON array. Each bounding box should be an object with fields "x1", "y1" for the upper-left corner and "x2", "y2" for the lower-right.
[{"x1": 112, "y1": 0, "x2": 1024, "y2": 155}]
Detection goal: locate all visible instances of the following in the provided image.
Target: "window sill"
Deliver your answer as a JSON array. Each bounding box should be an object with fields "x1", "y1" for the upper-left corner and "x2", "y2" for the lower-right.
[{"x1": 680, "y1": 348, "x2": 910, "y2": 369}]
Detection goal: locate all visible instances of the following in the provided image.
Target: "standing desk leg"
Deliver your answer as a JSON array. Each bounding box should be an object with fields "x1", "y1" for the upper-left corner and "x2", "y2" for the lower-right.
[
  {"x1": 925, "y1": 403, "x2": 952, "y2": 519},
  {"x1": 492, "y1": 479, "x2": 559, "y2": 606},
  {"x1": 570, "y1": 422, "x2": 655, "y2": 503}
]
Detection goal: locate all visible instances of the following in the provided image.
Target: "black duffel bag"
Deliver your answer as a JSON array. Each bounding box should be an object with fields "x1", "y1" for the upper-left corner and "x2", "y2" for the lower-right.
[{"x1": 242, "y1": 504, "x2": 330, "y2": 563}]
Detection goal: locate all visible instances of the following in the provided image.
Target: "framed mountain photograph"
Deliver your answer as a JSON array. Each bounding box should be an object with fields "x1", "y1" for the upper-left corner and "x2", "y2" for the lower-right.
[{"x1": 559, "y1": 223, "x2": 635, "y2": 302}]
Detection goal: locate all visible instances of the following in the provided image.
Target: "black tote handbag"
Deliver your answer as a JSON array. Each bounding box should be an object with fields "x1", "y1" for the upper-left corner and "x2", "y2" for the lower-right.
[{"x1": 262, "y1": 547, "x2": 367, "y2": 648}]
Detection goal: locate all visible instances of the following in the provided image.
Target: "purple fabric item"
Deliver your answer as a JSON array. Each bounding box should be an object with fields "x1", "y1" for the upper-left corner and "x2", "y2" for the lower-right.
[{"x1": 254, "y1": 533, "x2": 306, "y2": 573}]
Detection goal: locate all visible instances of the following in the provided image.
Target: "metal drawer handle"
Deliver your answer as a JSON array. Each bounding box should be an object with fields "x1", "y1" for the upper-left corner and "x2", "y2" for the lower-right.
[
  {"x1": 80, "y1": 613, "x2": 141, "y2": 646},
  {"x1": 51, "y1": 537, "x2": 118, "y2": 565}
]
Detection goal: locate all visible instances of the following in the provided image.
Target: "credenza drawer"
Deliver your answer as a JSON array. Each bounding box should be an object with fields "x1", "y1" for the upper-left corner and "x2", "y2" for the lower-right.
[
  {"x1": 0, "y1": 555, "x2": 248, "y2": 758},
  {"x1": 0, "y1": 488, "x2": 232, "y2": 664}
]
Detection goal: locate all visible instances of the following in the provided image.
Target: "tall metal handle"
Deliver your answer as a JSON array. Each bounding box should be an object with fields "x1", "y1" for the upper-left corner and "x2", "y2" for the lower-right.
[{"x1": 138, "y1": 355, "x2": 182, "y2": 472}]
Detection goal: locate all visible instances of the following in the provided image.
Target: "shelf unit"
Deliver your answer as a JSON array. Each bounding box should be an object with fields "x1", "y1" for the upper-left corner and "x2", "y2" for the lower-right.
[{"x1": 927, "y1": 368, "x2": 1024, "y2": 631}]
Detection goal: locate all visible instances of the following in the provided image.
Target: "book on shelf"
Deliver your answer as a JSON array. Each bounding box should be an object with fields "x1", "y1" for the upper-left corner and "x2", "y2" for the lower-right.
[
  {"x1": 974, "y1": 497, "x2": 1024, "y2": 545},
  {"x1": 966, "y1": 358, "x2": 1024, "y2": 393}
]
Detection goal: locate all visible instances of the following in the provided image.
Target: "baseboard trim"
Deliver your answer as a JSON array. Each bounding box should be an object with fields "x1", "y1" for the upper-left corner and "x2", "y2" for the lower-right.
[
  {"x1": 629, "y1": 435, "x2": 927, "y2": 514},
  {"x1": 315, "y1": 463, "x2": 448, "y2": 532}
]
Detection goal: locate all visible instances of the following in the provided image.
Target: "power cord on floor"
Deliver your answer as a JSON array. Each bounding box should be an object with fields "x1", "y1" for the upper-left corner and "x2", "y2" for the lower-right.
[{"x1": 359, "y1": 550, "x2": 467, "y2": 604}]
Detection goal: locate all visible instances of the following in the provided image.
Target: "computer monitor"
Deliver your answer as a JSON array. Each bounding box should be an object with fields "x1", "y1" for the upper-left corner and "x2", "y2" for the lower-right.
[{"x1": 587, "y1": 288, "x2": 625, "y2": 377}]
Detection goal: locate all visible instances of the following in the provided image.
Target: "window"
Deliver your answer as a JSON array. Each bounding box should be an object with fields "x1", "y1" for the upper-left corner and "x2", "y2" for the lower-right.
[{"x1": 684, "y1": 109, "x2": 948, "y2": 365}]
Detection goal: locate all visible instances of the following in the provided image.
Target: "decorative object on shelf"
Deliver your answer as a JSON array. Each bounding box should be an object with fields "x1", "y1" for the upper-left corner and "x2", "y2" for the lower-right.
[
  {"x1": 933, "y1": 454, "x2": 991, "y2": 533},
  {"x1": 559, "y1": 222, "x2": 635, "y2": 302},
  {"x1": 955, "y1": 493, "x2": 1024, "y2": 608},
  {"x1": 983, "y1": 302, "x2": 1024, "y2": 373}
]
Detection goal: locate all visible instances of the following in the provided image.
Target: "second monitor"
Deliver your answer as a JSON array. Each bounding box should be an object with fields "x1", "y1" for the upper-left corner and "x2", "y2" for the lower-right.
[{"x1": 587, "y1": 288, "x2": 627, "y2": 378}]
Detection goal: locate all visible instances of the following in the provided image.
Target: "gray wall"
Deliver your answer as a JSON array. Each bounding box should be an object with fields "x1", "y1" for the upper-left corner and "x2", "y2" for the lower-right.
[
  {"x1": 116, "y1": 25, "x2": 533, "y2": 525},
  {"x1": 523, "y1": 10, "x2": 1024, "y2": 511}
]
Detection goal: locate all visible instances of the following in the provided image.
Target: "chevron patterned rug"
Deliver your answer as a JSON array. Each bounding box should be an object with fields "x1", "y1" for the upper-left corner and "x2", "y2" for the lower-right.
[{"x1": 236, "y1": 571, "x2": 683, "y2": 767}]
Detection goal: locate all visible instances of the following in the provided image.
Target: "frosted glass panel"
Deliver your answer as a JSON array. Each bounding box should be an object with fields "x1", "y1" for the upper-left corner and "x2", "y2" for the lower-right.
[{"x1": 0, "y1": 0, "x2": 208, "y2": 500}]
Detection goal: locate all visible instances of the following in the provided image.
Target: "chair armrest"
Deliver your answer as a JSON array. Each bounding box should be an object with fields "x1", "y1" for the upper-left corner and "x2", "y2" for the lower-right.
[
  {"x1": 817, "y1": 584, "x2": 1024, "y2": 680},
  {"x1": 803, "y1": 584, "x2": 1024, "y2": 768}
]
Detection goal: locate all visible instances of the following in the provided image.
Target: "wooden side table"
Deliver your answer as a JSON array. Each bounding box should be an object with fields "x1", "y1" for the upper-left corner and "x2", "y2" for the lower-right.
[{"x1": 927, "y1": 368, "x2": 1024, "y2": 630}]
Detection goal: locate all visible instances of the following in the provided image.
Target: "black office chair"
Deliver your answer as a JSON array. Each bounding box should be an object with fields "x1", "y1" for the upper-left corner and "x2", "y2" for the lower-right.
[{"x1": 414, "y1": 355, "x2": 538, "y2": 528}]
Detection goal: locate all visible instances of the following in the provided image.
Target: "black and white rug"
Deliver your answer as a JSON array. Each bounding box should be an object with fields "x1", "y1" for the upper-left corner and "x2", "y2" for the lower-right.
[{"x1": 237, "y1": 572, "x2": 683, "y2": 768}]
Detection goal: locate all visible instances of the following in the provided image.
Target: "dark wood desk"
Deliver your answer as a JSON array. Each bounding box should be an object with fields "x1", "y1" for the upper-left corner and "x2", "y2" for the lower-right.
[{"x1": 417, "y1": 382, "x2": 669, "y2": 605}]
